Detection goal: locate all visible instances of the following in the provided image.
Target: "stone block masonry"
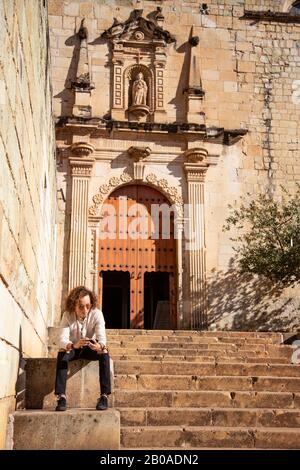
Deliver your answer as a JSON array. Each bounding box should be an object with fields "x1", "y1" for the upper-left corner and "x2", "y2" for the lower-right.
[{"x1": 0, "y1": 0, "x2": 57, "y2": 449}]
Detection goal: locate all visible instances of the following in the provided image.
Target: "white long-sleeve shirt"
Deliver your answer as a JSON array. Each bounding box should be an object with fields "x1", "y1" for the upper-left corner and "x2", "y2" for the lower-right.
[{"x1": 58, "y1": 308, "x2": 107, "y2": 350}]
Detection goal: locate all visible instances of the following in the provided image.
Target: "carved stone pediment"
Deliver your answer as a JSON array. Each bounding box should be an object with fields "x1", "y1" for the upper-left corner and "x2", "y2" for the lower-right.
[{"x1": 101, "y1": 9, "x2": 175, "y2": 44}]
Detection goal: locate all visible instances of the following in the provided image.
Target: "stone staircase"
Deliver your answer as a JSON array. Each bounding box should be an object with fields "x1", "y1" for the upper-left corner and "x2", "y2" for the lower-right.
[
  {"x1": 9, "y1": 328, "x2": 300, "y2": 449},
  {"x1": 108, "y1": 329, "x2": 300, "y2": 449}
]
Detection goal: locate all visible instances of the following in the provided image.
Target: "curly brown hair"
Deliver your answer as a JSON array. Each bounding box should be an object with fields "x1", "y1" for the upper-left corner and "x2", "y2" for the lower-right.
[{"x1": 65, "y1": 286, "x2": 97, "y2": 313}]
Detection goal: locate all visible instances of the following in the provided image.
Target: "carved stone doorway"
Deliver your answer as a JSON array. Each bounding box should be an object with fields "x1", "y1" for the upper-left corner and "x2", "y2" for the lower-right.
[{"x1": 98, "y1": 184, "x2": 177, "y2": 329}]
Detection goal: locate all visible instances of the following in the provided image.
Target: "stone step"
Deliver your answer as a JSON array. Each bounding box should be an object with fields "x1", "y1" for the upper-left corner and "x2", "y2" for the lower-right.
[
  {"x1": 114, "y1": 361, "x2": 300, "y2": 377},
  {"x1": 107, "y1": 337, "x2": 280, "y2": 345},
  {"x1": 25, "y1": 358, "x2": 114, "y2": 410},
  {"x1": 114, "y1": 390, "x2": 300, "y2": 409},
  {"x1": 110, "y1": 343, "x2": 272, "y2": 352},
  {"x1": 109, "y1": 347, "x2": 292, "y2": 359},
  {"x1": 11, "y1": 409, "x2": 120, "y2": 450},
  {"x1": 47, "y1": 327, "x2": 283, "y2": 351},
  {"x1": 118, "y1": 407, "x2": 300, "y2": 428},
  {"x1": 111, "y1": 354, "x2": 292, "y2": 364},
  {"x1": 120, "y1": 425, "x2": 300, "y2": 449},
  {"x1": 114, "y1": 374, "x2": 300, "y2": 392},
  {"x1": 107, "y1": 329, "x2": 282, "y2": 340}
]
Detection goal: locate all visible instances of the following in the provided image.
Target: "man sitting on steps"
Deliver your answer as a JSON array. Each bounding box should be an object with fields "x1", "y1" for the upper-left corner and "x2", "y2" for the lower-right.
[{"x1": 54, "y1": 285, "x2": 111, "y2": 411}]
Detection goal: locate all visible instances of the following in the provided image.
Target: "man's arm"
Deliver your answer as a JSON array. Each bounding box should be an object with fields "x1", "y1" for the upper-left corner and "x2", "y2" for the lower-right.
[
  {"x1": 58, "y1": 312, "x2": 73, "y2": 350},
  {"x1": 94, "y1": 310, "x2": 107, "y2": 346}
]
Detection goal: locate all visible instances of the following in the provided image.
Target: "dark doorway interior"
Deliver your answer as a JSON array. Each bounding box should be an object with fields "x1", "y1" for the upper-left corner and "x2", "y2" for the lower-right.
[
  {"x1": 101, "y1": 271, "x2": 130, "y2": 328},
  {"x1": 144, "y1": 272, "x2": 170, "y2": 329}
]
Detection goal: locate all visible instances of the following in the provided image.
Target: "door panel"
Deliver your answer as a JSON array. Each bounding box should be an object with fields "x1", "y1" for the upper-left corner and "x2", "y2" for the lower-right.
[{"x1": 99, "y1": 185, "x2": 176, "y2": 328}]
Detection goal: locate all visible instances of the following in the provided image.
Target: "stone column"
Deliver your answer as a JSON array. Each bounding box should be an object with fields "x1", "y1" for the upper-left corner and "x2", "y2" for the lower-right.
[
  {"x1": 175, "y1": 218, "x2": 184, "y2": 329},
  {"x1": 68, "y1": 143, "x2": 95, "y2": 290},
  {"x1": 184, "y1": 148, "x2": 208, "y2": 330}
]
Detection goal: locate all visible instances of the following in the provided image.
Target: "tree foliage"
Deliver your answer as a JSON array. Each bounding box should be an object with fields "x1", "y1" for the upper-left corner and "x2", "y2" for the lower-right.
[{"x1": 223, "y1": 187, "x2": 300, "y2": 285}]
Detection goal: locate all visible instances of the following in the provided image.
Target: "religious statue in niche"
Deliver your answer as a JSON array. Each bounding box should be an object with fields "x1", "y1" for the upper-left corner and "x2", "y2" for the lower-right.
[{"x1": 132, "y1": 72, "x2": 148, "y2": 106}]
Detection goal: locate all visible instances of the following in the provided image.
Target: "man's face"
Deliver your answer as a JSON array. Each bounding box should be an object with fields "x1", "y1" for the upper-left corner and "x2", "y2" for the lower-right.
[{"x1": 75, "y1": 294, "x2": 91, "y2": 320}]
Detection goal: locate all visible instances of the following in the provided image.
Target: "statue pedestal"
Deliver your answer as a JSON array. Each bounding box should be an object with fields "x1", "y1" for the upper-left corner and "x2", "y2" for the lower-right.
[{"x1": 128, "y1": 104, "x2": 150, "y2": 121}]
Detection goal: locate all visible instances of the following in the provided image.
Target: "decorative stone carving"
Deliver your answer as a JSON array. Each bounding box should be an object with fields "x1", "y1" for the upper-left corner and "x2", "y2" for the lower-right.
[
  {"x1": 145, "y1": 173, "x2": 183, "y2": 213},
  {"x1": 109, "y1": 176, "x2": 121, "y2": 187},
  {"x1": 127, "y1": 146, "x2": 151, "y2": 161},
  {"x1": 145, "y1": 173, "x2": 157, "y2": 184},
  {"x1": 89, "y1": 172, "x2": 132, "y2": 217},
  {"x1": 158, "y1": 178, "x2": 168, "y2": 189},
  {"x1": 88, "y1": 205, "x2": 99, "y2": 217},
  {"x1": 71, "y1": 165, "x2": 93, "y2": 177},
  {"x1": 155, "y1": 7, "x2": 165, "y2": 27},
  {"x1": 184, "y1": 152, "x2": 208, "y2": 182},
  {"x1": 128, "y1": 146, "x2": 151, "y2": 180},
  {"x1": 71, "y1": 19, "x2": 94, "y2": 91},
  {"x1": 129, "y1": 71, "x2": 150, "y2": 119},
  {"x1": 71, "y1": 19, "x2": 94, "y2": 118},
  {"x1": 99, "y1": 184, "x2": 111, "y2": 194},
  {"x1": 134, "y1": 31, "x2": 145, "y2": 41},
  {"x1": 92, "y1": 193, "x2": 103, "y2": 204},
  {"x1": 132, "y1": 73, "x2": 148, "y2": 105},
  {"x1": 101, "y1": 9, "x2": 175, "y2": 44},
  {"x1": 89, "y1": 171, "x2": 183, "y2": 218},
  {"x1": 127, "y1": 66, "x2": 152, "y2": 120},
  {"x1": 120, "y1": 173, "x2": 133, "y2": 183},
  {"x1": 184, "y1": 147, "x2": 208, "y2": 164},
  {"x1": 185, "y1": 26, "x2": 205, "y2": 125},
  {"x1": 101, "y1": 9, "x2": 173, "y2": 122},
  {"x1": 70, "y1": 142, "x2": 94, "y2": 158}
]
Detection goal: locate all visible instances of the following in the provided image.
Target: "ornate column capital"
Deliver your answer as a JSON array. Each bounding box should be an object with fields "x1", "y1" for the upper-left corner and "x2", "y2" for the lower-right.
[
  {"x1": 184, "y1": 164, "x2": 208, "y2": 183},
  {"x1": 183, "y1": 148, "x2": 209, "y2": 183},
  {"x1": 69, "y1": 159, "x2": 95, "y2": 178},
  {"x1": 70, "y1": 142, "x2": 95, "y2": 158},
  {"x1": 69, "y1": 142, "x2": 95, "y2": 177},
  {"x1": 184, "y1": 147, "x2": 208, "y2": 163},
  {"x1": 69, "y1": 161, "x2": 94, "y2": 177}
]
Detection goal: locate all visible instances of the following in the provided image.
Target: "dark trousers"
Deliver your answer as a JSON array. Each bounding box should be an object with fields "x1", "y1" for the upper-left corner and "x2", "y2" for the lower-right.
[{"x1": 55, "y1": 347, "x2": 111, "y2": 396}]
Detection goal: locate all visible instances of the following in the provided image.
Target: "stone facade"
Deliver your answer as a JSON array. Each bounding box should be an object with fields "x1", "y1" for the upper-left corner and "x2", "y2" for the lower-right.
[
  {"x1": 0, "y1": 1, "x2": 57, "y2": 448},
  {"x1": 49, "y1": 0, "x2": 300, "y2": 333}
]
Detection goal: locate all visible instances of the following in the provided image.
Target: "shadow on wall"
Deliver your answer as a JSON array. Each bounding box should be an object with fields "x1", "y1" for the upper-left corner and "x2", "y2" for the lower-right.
[
  {"x1": 54, "y1": 33, "x2": 79, "y2": 117},
  {"x1": 207, "y1": 259, "x2": 300, "y2": 332},
  {"x1": 169, "y1": 40, "x2": 189, "y2": 123}
]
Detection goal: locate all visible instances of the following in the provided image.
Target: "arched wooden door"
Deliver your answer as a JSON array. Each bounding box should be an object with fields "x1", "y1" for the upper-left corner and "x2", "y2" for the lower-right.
[{"x1": 98, "y1": 184, "x2": 176, "y2": 329}]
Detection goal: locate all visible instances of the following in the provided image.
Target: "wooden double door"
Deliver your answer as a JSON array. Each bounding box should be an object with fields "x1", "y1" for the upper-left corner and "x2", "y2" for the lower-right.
[{"x1": 98, "y1": 184, "x2": 176, "y2": 329}]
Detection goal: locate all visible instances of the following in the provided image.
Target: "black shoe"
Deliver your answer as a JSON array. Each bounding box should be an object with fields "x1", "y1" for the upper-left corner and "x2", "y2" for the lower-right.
[
  {"x1": 96, "y1": 395, "x2": 108, "y2": 410},
  {"x1": 55, "y1": 396, "x2": 67, "y2": 411}
]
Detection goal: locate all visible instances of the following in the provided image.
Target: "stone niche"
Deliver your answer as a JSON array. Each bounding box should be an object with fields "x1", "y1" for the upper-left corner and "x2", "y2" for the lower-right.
[{"x1": 101, "y1": 9, "x2": 175, "y2": 123}]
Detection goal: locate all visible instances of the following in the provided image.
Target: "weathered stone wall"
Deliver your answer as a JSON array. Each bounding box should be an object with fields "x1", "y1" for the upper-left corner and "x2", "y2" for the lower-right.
[
  {"x1": 245, "y1": 0, "x2": 286, "y2": 11},
  {"x1": 49, "y1": 0, "x2": 300, "y2": 331},
  {"x1": 0, "y1": 1, "x2": 57, "y2": 448}
]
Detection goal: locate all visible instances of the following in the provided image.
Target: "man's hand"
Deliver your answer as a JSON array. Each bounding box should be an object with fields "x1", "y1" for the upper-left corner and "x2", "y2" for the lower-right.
[
  {"x1": 73, "y1": 338, "x2": 90, "y2": 349},
  {"x1": 88, "y1": 341, "x2": 108, "y2": 354}
]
